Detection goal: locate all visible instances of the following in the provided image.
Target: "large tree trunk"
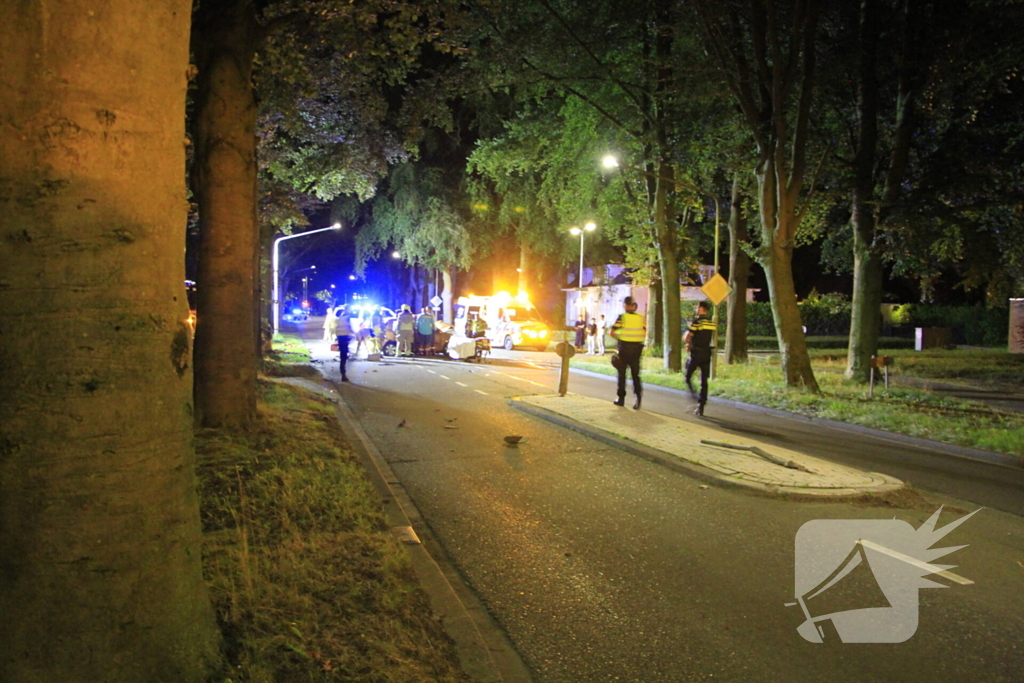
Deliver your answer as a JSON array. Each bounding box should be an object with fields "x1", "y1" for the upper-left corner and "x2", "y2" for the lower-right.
[
  {"x1": 646, "y1": 278, "x2": 661, "y2": 349},
  {"x1": 725, "y1": 175, "x2": 750, "y2": 363},
  {"x1": 846, "y1": 0, "x2": 915, "y2": 382},
  {"x1": 654, "y1": 165, "x2": 682, "y2": 371},
  {"x1": 442, "y1": 268, "x2": 454, "y2": 323},
  {"x1": 518, "y1": 242, "x2": 531, "y2": 298},
  {"x1": 846, "y1": 0, "x2": 883, "y2": 382},
  {"x1": 191, "y1": 0, "x2": 260, "y2": 427},
  {"x1": 0, "y1": 2, "x2": 219, "y2": 680},
  {"x1": 756, "y1": 160, "x2": 819, "y2": 391},
  {"x1": 696, "y1": 0, "x2": 820, "y2": 391}
]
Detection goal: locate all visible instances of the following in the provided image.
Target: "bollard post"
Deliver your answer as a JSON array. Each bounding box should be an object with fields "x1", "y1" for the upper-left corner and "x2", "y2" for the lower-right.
[{"x1": 555, "y1": 341, "x2": 575, "y2": 396}]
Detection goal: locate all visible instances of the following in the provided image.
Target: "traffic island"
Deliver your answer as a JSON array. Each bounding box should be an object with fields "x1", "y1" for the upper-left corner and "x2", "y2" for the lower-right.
[{"x1": 512, "y1": 393, "x2": 904, "y2": 499}]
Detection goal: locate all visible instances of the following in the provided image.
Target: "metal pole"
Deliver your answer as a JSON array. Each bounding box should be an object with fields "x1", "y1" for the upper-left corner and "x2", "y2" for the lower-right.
[
  {"x1": 710, "y1": 197, "x2": 721, "y2": 379},
  {"x1": 272, "y1": 238, "x2": 281, "y2": 336},
  {"x1": 578, "y1": 232, "x2": 585, "y2": 290},
  {"x1": 271, "y1": 224, "x2": 340, "y2": 336}
]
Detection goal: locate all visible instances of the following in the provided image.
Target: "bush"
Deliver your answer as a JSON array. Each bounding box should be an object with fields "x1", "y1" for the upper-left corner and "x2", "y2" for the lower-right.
[{"x1": 891, "y1": 304, "x2": 1009, "y2": 346}]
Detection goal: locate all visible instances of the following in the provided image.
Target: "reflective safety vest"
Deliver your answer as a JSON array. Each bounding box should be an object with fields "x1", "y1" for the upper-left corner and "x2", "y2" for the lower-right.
[
  {"x1": 398, "y1": 312, "x2": 415, "y2": 331},
  {"x1": 614, "y1": 311, "x2": 646, "y2": 342},
  {"x1": 331, "y1": 315, "x2": 354, "y2": 337}
]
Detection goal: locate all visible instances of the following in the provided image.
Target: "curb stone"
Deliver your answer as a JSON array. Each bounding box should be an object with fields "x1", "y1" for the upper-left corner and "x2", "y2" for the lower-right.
[
  {"x1": 510, "y1": 395, "x2": 903, "y2": 500},
  {"x1": 569, "y1": 368, "x2": 1024, "y2": 471}
]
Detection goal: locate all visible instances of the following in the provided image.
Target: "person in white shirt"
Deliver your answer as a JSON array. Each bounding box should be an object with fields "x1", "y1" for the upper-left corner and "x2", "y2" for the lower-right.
[{"x1": 596, "y1": 315, "x2": 607, "y2": 355}]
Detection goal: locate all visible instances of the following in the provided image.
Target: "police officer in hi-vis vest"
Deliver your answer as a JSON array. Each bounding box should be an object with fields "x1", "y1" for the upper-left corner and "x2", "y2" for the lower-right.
[{"x1": 610, "y1": 295, "x2": 646, "y2": 410}]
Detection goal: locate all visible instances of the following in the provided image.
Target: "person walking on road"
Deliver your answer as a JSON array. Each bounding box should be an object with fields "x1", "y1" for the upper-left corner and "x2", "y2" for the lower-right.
[
  {"x1": 596, "y1": 314, "x2": 607, "y2": 355},
  {"x1": 610, "y1": 296, "x2": 646, "y2": 410},
  {"x1": 416, "y1": 307, "x2": 436, "y2": 356},
  {"x1": 322, "y1": 306, "x2": 337, "y2": 341},
  {"x1": 685, "y1": 301, "x2": 716, "y2": 416},
  {"x1": 329, "y1": 305, "x2": 355, "y2": 382},
  {"x1": 396, "y1": 304, "x2": 416, "y2": 357}
]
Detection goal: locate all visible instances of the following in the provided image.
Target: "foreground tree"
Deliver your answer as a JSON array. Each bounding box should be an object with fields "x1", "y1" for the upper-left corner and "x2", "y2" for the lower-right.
[
  {"x1": 0, "y1": 1, "x2": 219, "y2": 680},
  {"x1": 191, "y1": 0, "x2": 262, "y2": 427},
  {"x1": 190, "y1": 0, "x2": 453, "y2": 426},
  {"x1": 697, "y1": 0, "x2": 822, "y2": 390}
]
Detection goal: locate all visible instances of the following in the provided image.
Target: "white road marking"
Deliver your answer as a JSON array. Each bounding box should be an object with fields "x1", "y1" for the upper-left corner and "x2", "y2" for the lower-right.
[
  {"x1": 475, "y1": 390, "x2": 488, "y2": 395},
  {"x1": 455, "y1": 381, "x2": 468, "y2": 387},
  {"x1": 491, "y1": 370, "x2": 549, "y2": 389},
  {"x1": 860, "y1": 539, "x2": 974, "y2": 585},
  {"x1": 427, "y1": 369, "x2": 436, "y2": 374},
  {"x1": 439, "y1": 374, "x2": 451, "y2": 380}
]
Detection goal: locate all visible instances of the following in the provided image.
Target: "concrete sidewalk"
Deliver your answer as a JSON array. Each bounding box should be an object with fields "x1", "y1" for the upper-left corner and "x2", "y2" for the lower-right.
[{"x1": 513, "y1": 393, "x2": 904, "y2": 498}]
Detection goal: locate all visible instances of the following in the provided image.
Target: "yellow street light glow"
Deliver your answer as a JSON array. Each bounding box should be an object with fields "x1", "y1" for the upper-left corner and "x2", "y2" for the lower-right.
[
  {"x1": 584, "y1": 222, "x2": 596, "y2": 231},
  {"x1": 602, "y1": 155, "x2": 619, "y2": 168},
  {"x1": 332, "y1": 222, "x2": 342, "y2": 229},
  {"x1": 392, "y1": 251, "x2": 401, "y2": 258},
  {"x1": 570, "y1": 226, "x2": 581, "y2": 236}
]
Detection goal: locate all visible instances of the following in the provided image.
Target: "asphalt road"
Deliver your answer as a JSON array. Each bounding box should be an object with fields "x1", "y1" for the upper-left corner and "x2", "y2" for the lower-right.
[{"x1": 298, "y1": 322, "x2": 1024, "y2": 682}]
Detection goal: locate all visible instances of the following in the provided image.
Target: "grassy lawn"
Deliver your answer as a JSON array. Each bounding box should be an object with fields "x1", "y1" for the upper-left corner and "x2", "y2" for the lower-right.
[
  {"x1": 196, "y1": 378, "x2": 469, "y2": 682},
  {"x1": 572, "y1": 348, "x2": 1024, "y2": 458}
]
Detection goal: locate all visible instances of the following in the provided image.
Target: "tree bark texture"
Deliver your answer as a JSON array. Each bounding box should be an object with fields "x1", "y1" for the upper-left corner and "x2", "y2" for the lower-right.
[
  {"x1": 725, "y1": 175, "x2": 750, "y2": 363},
  {"x1": 518, "y1": 242, "x2": 531, "y2": 298},
  {"x1": 845, "y1": 0, "x2": 915, "y2": 382},
  {"x1": 191, "y1": 0, "x2": 260, "y2": 427},
  {"x1": 697, "y1": 0, "x2": 821, "y2": 391},
  {"x1": 646, "y1": 278, "x2": 661, "y2": 349},
  {"x1": 442, "y1": 268, "x2": 455, "y2": 323},
  {"x1": 0, "y1": 2, "x2": 219, "y2": 680},
  {"x1": 846, "y1": 0, "x2": 883, "y2": 382},
  {"x1": 654, "y1": 167, "x2": 682, "y2": 371}
]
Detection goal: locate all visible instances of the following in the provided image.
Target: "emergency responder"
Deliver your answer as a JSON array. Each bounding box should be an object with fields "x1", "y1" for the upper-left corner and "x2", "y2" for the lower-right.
[
  {"x1": 396, "y1": 304, "x2": 416, "y2": 356},
  {"x1": 328, "y1": 305, "x2": 355, "y2": 382},
  {"x1": 610, "y1": 296, "x2": 646, "y2": 410},
  {"x1": 684, "y1": 301, "x2": 716, "y2": 416}
]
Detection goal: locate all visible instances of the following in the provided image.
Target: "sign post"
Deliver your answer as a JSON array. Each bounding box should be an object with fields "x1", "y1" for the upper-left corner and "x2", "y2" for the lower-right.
[
  {"x1": 869, "y1": 355, "x2": 892, "y2": 397},
  {"x1": 554, "y1": 341, "x2": 576, "y2": 396},
  {"x1": 700, "y1": 273, "x2": 733, "y2": 379}
]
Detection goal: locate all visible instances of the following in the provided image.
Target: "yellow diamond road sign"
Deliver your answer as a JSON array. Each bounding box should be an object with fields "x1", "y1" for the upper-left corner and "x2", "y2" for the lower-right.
[{"x1": 700, "y1": 273, "x2": 732, "y2": 305}]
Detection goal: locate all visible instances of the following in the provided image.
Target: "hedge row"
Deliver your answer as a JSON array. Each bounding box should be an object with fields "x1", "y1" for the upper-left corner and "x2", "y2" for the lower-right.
[{"x1": 681, "y1": 298, "x2": 1009, "y2": 347}]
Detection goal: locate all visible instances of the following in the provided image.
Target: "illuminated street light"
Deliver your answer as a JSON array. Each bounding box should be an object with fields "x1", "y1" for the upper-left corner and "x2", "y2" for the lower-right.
[
  {"x1": 272, "y1": 223, "x2": 340, "y2": 335},
  {"x1": 391, "y1": 250, "x2": 401, "y2": 259},
  {"x1": 569, "y1": 222, "x2": 597, "y2": 289},
  {"x1": 602, "y1": 154, "x2": 723, "y2": 376}
]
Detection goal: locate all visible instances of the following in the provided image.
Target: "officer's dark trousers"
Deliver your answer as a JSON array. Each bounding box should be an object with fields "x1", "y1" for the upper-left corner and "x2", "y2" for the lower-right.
[
  {"x1": 337, "y1": 335, "x2": 352, "y2": 378},
  {"x1": 685, "y1": 355, "x2": 710, "y2": 406},
  {"x1": 616, "y1": 341, "x2": 644, "y2": 399}
]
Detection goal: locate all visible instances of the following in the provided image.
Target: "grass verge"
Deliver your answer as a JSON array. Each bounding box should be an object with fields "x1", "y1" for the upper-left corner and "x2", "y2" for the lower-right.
[
  {"x1": 196, "y1": 379, "x2": 470, "y2": 682},
  {"x1": 264, "y1": 332, "x2": 320, "y2": 379},
  {"x1": 572, "y1": 350, "x2": 1024, "y2": 458}
]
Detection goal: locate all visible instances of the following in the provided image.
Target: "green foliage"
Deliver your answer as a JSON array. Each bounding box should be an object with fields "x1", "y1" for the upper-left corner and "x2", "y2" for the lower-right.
[
  {"x1": 356, "y1": 160, "x2": 474, "y2": 273},
  {"x1": 890, "y1": 304, "x2": 1010, "y2": 347}
]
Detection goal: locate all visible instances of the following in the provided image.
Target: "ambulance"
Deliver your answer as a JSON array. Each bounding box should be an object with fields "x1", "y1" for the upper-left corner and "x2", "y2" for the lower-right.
[{"x1": 454, "y1": 292, "x2": 550, "y2": 352}]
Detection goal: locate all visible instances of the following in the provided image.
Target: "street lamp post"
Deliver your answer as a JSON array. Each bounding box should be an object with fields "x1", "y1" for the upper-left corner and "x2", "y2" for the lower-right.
[
  {"x1": 602, "y1": 156, "x2": 723, "y2": 376},
  {"x1": 272, "y1": 223, "x2": 340, "y2": 335},
  {"x1": 569, "y1": 222, "x2": 597, "y2": 289}
]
